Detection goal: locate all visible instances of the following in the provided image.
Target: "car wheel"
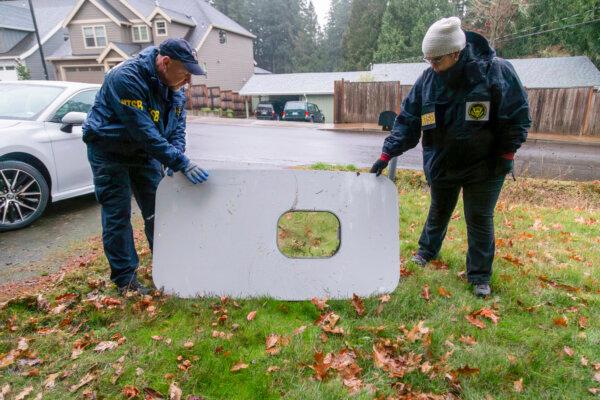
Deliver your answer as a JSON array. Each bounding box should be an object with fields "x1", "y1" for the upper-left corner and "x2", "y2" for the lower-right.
[{"x1": 0, "y1": 160, "x2": 49, "y2": 232}]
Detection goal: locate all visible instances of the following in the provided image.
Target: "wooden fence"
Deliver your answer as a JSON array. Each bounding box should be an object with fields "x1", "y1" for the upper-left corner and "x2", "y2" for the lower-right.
[
  {"x1": 334, "y1": 80, "x2": 600, "y2": 137},
  {"x1": 186, "y1": 84, "x2": 252, "y2": 116}
]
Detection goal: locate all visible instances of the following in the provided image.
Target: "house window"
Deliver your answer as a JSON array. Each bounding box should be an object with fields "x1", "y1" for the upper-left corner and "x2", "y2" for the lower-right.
[
  {"x1": 82, "y1": 25, "x2": 107, "y2": 48},
  {"x1": 155, "y1": 20, "x2": 167, "y2": 36},
  {"x1": 219, "y1": 30, "x2": 227, "y2": 44},
  {"x1": 132, "y1": 25, "x2": 150, "y2": 42}
]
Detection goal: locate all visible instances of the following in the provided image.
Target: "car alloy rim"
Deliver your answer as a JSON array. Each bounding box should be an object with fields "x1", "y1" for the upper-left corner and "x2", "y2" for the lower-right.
[{"x1": 0, "y1": 168, "x2": 42, "y2": 225}]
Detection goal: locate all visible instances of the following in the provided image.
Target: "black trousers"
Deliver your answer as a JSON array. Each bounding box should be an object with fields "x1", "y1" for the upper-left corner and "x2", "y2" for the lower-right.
[{"x1": 417, "y1": 175, "x2": 505, "y2": 284}]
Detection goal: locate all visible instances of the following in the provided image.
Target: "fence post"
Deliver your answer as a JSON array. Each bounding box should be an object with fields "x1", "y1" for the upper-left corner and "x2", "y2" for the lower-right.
[{"x1": 388, "y1": 157, "x2": 398, "y2": 182}]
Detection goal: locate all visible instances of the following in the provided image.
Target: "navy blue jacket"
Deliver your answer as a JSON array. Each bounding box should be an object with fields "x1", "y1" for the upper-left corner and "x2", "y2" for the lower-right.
[
  {"x1": 383, "y1": 32, "x2": 531, "y2": 185},
  {"x1": 82, "y1": 47, "x2": 189, "y2": 171}
]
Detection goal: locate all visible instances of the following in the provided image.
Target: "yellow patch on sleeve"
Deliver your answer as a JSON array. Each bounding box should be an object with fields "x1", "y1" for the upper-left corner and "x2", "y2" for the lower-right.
[
  {"x1": 120, "y1": 99, "x2": 144, "y2": 111},
  {"x1": 149, "y1": 109, "x2": 160, "y2": 123},
  {"x1": 421, "y1": 112, "x2": 435, "y2": 127}
]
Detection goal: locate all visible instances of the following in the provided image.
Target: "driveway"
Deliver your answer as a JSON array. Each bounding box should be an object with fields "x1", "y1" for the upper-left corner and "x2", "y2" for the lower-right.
[{"x1": 1, "y1": 119, "x2": 599, "y2": 284}]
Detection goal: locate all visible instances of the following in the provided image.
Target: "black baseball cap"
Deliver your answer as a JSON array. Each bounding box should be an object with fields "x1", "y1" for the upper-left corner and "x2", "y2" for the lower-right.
[{"x1": 159, "y1": 38, "x2": 206, "y2": 76}]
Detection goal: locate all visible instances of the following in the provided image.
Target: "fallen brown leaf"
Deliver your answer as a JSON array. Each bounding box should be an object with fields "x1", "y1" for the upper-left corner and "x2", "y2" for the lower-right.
[
  {"x1": 465, "y1": 314, "x2": 486, "y2": 329},
  {"x1": 430, "y1": 260, "x2": 449, "y2": 270},
  {"x1": 459, "y1": 335, "x2": 477, "y2": 346},
  {"x1": 292, "y1": 325, "x2": 306, "y2": 336},
  {"x1": 122, "y1": 385, "x2": 140, "y2": 399},
  {"x1": 246, "y1": 311, "x2": 257, "y2": 321},
  {"x1": 476, "y1": 308, "x2": 500, "y2": 324},
  {"x1": 143, "y1": 387, "x2": 165, "y2": 399},
  {"x1": 168, "y1": 382, "x2": 182, "y2": 400},
  {"x1": 351, "y1": 293, "x2": 365, "y2": 316},
  {"x1": 309, "y1": 351, "x2": 331, "y2": 381},
  {"x1": 316, "y1": 312, "x2": 344, "y2": 335},
  {"x1": 311, "y1": 297, "x2": 329, "y2": 311},
  {"x1": 14, "y1": 386, "x2": 33, "y2": 400},
  {"x1": 403, "y1": 320, "x2": 431, "y2": 343},
  {"x1": 579, "y1": 316, "x2": 588, "y2": 329},
  {"x1": 450, "y1": 365, "x2": 480, "y2": 380},
  {"x1": 265, "y1": 334, "x2": 280, "y2": 355},
  {"x1": 342, "y1": 376, "x2": 363, "y2": 394},
  {"x1": 0, "y1": 384, "x2": 9, "y2": 399},
  {"x1": 514, "y1": 378, "x2": 524, "y2": 393},
  {"x1": 553, "y1": 316, "x2": 569, "y2": 327},
  {"x1": 421, "y1": 284, "x2": 430, "y2": 301},
  {"x1": 69, "y1": 372, "x2": 96, "y2": 393},
  {"x1": 266, "y1": 366, "x2": 280, "y2": 373},
  {"x1": 437, "y1": 287, "x2": 452, "y2": 298},
  {"x1": 94, "y1": 341, "x2": 118, "y2": 352},
  {"x1": 44, "y1": 372, "x2": 60, "y2": 389},
  {"x1": 183, "y1": 341, "x2": 194, "y2": 349},
  {"x1": 563, "y1": 346, "x2": 574, "y2": 357},
  {"x1": 230, "y1": 361, "x2": 248, "y2": 372}
]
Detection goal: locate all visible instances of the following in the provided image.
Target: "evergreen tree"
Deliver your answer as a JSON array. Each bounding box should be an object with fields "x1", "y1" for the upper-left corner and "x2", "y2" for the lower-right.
[
  {"x1": 341, "y1": 0, "x2": 387, "y2": 70},
  {"x1": 497, "y1": 0, "x2": 600, "y2": 67},
  {"x1": 292, "y1": 1, "x2": 324, "y2": 72},
  {"x1": 374, "y1": 0, "x2": 456, "y2": 64},
  {"x1": 321, "y1": 0, "x2": 352, "y2": 71}
]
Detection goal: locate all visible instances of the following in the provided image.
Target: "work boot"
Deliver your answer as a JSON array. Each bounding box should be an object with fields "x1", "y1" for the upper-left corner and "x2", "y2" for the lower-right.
[
  {"x1": 411, "y1": 254, "x2": 428, "y2": 267},
  {"x1": 474, "y1": 283, "x2": 491, "y2": 298},
  {"x1": 118, "y1": 276, "x2": 152, "y2": 296}
]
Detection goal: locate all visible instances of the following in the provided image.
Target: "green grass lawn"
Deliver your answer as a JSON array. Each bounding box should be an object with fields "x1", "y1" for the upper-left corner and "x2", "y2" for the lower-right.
[{"x1": 1, "y1": 166, "x2": 599, "y2": 399}]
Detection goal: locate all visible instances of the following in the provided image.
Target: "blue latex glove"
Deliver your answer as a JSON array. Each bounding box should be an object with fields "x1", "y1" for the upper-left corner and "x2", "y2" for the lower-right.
[{"x1": 182, "y1": 161, "x2": 209, "y2": 184}]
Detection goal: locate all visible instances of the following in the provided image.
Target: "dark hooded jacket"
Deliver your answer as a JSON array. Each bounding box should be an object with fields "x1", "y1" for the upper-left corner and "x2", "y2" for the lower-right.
[
  {"x1": 82, "y1": 46, "x2": 189, "y2": 171},
  {"x1": 382, "y1": 31, "x2": 531, "y2": 185}
]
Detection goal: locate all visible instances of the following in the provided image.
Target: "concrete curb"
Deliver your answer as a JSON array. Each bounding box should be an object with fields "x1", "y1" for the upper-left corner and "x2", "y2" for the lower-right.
[{"x1": 187, "y1": 116, "x2": 600, "y2": 147}]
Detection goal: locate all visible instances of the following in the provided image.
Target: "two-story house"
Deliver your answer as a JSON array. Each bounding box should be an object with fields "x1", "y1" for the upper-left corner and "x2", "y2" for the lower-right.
[
  {"x1": 46, "y1": 0, "x2": 256, "y2": 91},
  {"x1": 0, "y1": 0, "x2": 75, "y2": 81}
]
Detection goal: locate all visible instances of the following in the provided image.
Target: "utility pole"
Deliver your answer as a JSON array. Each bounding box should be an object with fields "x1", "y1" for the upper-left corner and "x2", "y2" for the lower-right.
[{"x1": 27, "y1": 0, "x2": 49, "y2": 80}]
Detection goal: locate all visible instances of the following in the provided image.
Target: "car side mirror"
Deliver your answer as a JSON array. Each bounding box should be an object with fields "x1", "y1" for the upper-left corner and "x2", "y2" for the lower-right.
[{"x1": 60, "y1": 112, "x2": 87, "y2": 133}]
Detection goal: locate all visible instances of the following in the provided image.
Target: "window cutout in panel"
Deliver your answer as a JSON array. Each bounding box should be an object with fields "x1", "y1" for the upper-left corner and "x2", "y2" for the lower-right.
[{"x1": 277, "y1": 211, "x2": 340, "y2": 258}]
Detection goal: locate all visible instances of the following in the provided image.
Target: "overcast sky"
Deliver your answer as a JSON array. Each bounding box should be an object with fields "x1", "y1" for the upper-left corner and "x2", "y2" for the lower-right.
[{"x1": 312, "y1": 0, "x2": 332, "y2": 28}]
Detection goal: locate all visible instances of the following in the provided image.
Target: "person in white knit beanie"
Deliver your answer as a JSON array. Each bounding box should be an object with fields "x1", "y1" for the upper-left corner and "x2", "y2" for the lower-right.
[
  {"x1": 371, "y1": 16, "x2": 532, "y2": 298},
  {"x1": 421, "y1": 16, "x2": 466, "y2": 73}
]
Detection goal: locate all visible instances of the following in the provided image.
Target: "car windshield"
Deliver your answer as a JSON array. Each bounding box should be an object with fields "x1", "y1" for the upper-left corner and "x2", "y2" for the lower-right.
[
  {"x1": 284, "y1": 101, "x2": 307, "y2": 110},
  {"x1": 257, "y1": 104, "x2": 273, "y2": 110},
  {"x1": 0, "y1": 84, "x2": 65, "y2": 120}
]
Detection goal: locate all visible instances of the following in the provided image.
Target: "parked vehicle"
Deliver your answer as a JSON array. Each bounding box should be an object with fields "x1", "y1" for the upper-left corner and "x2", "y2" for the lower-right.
[
  {"x1": 255, "y1": 102, "x2": 284, "y2": 120},
  {"x1": 0, "y1": 80, "x2": 100, "y2": 231},
  {"x1": 282, "y1": 101, "x2": 325, "y2": 123}
]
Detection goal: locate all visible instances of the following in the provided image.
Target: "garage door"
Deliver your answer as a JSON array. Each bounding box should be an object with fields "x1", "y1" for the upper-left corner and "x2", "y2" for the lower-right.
[
  {"x1": 0, "y1": 63, "x2": 18, "y2": 81},
  {"x1": 63, "y1": 65, "x2": 105, "y2": 84}
]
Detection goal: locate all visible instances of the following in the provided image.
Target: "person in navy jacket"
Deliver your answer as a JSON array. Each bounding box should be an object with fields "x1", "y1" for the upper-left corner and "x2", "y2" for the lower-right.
[
  {"x1": 83, "y1": 38, "x2": 209, "y2": 294},
  {"x1": 371, "y1": 17, "x2": 531, "y2": 297}
]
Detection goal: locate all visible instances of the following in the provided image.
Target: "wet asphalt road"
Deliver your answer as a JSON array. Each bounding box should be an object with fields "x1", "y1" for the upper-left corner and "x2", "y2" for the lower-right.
[{"x1": 1, "y1": 121, "x2": 599, "y2": 284}]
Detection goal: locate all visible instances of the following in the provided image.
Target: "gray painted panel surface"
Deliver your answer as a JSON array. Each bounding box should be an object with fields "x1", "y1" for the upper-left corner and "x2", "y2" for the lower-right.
[{"x1": 153, "y1": 170, "x2": 400, "y2": 300}]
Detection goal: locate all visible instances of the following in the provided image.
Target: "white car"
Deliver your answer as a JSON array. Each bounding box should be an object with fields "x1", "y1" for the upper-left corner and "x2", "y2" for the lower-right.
[{"x1": 0, "y1": 80, "x2": 100, "y2": 231}]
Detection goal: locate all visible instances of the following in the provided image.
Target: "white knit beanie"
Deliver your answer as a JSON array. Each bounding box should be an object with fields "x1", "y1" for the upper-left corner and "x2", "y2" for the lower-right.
[{"x1": 422, "y1": 17, "x2": 466, "y2": 58}]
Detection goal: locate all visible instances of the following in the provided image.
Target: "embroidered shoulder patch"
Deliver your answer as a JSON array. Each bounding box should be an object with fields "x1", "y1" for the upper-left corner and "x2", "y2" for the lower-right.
[
  {"x1": 421, "y1": 112, "x2": 436, "y2": 128},
  {"x1": 465, "y1": 101, "x2": 490, "y2": 121}
]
